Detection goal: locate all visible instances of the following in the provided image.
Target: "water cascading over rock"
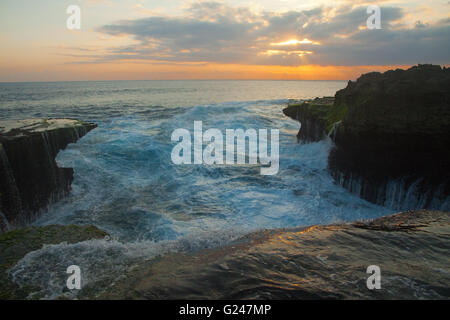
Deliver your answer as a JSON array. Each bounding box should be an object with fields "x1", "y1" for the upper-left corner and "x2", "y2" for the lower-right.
[
  {"x1": 0, "y1": 119, "x2": 97, "y2": 232},
  {"x1": 283, "y1": 65, "x2": 450, "y2": 210}
]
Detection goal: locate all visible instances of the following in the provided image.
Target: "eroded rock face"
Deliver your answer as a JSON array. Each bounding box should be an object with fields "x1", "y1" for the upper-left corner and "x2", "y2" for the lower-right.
[
  {"x1": 0, "y1": 119, "x2": 97, "y2": 232},
  {"x1": 282, "y1": 97, "x2": 335, "y2": 142},
  {"x1": 283, "y1": 65, "x2": 450, "y2": 210},
  {"x1": 329, "y1": 65, "x2": 450, "y2": 209}
]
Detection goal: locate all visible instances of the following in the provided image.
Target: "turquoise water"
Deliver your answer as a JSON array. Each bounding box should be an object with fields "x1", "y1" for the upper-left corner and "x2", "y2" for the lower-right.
[{"x1": 1, "y1": 80, "x2": 395, "y2": 298}]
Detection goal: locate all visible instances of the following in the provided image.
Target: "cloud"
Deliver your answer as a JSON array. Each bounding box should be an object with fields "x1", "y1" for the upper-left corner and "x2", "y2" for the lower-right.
[{"x1": 88, "y1": 1, "x2": 450, "y2": 66}]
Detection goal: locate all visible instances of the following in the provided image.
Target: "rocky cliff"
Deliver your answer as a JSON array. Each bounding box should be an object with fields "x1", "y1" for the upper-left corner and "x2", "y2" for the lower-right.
[
  {"x1": 284, "y1": 65, "x2": 450, "y2": 210},
  {"x1": 282, "y1": 96, "x2": 336, "y2": 142},
  {"x1": 0, "y1": 119, "x2": 97, "y2": 232},
  {"x1": 2, "y1": 210, "x2": 448, "y2": 299}
]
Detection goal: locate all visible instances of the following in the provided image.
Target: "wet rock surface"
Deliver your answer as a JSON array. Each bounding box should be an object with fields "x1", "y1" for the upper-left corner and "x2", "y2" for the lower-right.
[
  {"x1": 98, "y1": 210, "x2": 450, "y2": 300},
  {"x1": 0, "y1": 119, "x2": 97, "y2": 232}
]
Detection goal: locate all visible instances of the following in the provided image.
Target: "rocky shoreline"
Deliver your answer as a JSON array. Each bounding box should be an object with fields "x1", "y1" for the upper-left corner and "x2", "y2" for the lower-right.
[
  {"x1": 0, "y1": 119, "x2": 97, "y2": 232},
  {"x1": 0, "y1": 66, "x2": 449, "y2": 299},
  {"x1": 1, "y1": 210, "x2": 448, "y2": 299},
  {"x1": 96, "y1": 210, "x2": 450, "y2": 299},
  {"x1": 0, "y1": 224, "x2": 108, "y2": 299},
  {"x1": 284, "y1": 65, "x2": 450, "y2": 210}
]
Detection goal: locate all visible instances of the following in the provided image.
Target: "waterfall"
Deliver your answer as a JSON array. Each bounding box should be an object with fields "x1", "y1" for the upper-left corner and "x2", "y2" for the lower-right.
[
  {"x1": 0, "y1": 143, "x2": 21, "y2": 201},
  {"x1": 383, "y1": 179, "x2": 450, "y2": 211},
  {"x1": 41, "y1": 131, "x2": 54, "y2": 158},
  {"x1": 0, "y1": 211, "x2": 11, "y2": 232},
  {"x1": 327, "y1": 121, "x2": 341, "y2": 140},
  {"x1": 73, "y1": 126, "x2": 81, "y2": 140},
  {"x1": 40, "y1": 131, "x2": 58, "y2": 186},
  {"x1": 334, "y1": 170, "x2": 450, "y2": 211},
  {"x1": 0, "y1": 142, "x2": 23, "y2": 227}
]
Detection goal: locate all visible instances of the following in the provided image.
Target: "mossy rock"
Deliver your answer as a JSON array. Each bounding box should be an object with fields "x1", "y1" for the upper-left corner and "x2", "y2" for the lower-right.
[
  {"x1": 304, "y1": 103, "x2": 349, "y2": 133},
  {"x1": 0, "y1": 224, "x2": 108, "y2": 299},
  {"x1": 284, "y1": 98, "x2": 348, "y2": 136}
]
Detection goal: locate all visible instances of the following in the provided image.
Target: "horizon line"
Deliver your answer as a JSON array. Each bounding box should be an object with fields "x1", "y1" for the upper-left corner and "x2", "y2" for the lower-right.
[{"x1": 0, "y1": 78, "x2": 350, "y2": 84}]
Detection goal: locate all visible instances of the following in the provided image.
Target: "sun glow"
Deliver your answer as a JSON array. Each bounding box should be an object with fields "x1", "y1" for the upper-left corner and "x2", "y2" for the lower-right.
[
  {"x1": 270, "y1": 38, "x2": 320, "y2": 46},
  {"x1": 259, "y1": 50, "x2": 313, "y2": 57}
]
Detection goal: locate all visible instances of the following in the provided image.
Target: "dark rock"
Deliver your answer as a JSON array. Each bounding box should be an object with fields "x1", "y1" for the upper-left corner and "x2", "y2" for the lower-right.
[
  {"x1": 283, "y1": 97, "x2": 336, "y2": 142},
  {"x1": 0, "y1": 119, "x2": 97, "y2": 231},
  {"x1": 329, "y1": 64, "x2": 450, "y2": 209},
  {"x1": 283, "y1": 65, "x2": 450, "y2": 210}
]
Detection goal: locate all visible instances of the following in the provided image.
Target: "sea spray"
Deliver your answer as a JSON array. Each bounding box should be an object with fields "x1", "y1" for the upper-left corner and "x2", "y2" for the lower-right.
[
  {"x1": 9, "y1": 228, "x2": 247, "y2": 299},
  {"x1": 1, "y1": 81, "x2": 398, "y2": 298},
  {"x1": 171, "y1": 121, "x2": 280, "y2": 175}
]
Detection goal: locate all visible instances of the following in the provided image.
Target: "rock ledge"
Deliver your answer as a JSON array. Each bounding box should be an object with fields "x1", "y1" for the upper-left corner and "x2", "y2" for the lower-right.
[{"x1": 0, "y1": 118, "x2": 97, "y2": 232}]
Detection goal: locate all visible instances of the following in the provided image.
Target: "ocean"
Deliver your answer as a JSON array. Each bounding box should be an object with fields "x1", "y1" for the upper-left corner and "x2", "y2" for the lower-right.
[{"x1": 0, "y1": 80, "x2": 395, "y2": 298}]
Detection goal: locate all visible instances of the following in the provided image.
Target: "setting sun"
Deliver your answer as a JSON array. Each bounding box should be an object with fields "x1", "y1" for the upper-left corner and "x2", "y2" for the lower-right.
[
  {"x1": 0, "y1": 0, "x2": 449, "y2": 305},
  {"x1": 270, "y1": 38, "x2": 320, "y2": 46},
  {"x1": 1, "y1": 0, "x2": 448, "y2": 81}
]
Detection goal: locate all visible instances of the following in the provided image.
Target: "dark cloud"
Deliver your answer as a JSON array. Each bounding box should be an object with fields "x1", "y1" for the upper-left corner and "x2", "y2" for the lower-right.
[
  {"x1": 91, "y1": 2, "x2": 449, "y2": 66},
  {"x1": 310, "y1": 24, "x2": 450, "y2": 65}
]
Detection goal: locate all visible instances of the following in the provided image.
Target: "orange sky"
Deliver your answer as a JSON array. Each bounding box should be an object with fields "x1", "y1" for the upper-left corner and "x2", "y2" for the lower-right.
[
  {"x1": 0, "y1": 60, "x2": 410, "y2": 82},
  {"x1": 0, "y1": 0, "x2": 448, "y2": 82}
]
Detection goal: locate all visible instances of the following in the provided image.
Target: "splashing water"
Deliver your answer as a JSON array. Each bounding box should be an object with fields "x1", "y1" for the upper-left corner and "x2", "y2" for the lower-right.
[
  {"x1": 2, "y1": 80, "x2": 394, "y2": 298},
  {"x1": 9, "y1": 100, "x2": 392, "y2": 298}
]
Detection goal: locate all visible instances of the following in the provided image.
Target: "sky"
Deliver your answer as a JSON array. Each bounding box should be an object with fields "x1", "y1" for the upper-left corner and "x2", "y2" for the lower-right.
[{"x1": 0, "y1": 0, "x2": 449, "y2": 81}]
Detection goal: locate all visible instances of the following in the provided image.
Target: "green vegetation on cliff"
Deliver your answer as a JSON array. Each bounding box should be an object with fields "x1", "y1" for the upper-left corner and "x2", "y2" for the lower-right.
[
  {"x1": 329, "y1": 64, "x2": 450, "y2": 207},
  {"x1": 334, "y1": 64, "x2": 450, "y2": 140},
  {"x1": 283, "y1": 64, "x2": 450, "y2": 207},
  {"x1": 285, "y1": 96, "x2": 348, "y2": 134},
  {"x1": 285, "y1": 64, "x2": 450, "y2": 140}
]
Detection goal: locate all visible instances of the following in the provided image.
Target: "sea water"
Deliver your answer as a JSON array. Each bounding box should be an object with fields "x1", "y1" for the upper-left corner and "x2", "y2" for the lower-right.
[{"x1": 1, "y1": 80, "x2": 395, "y2": 298}]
